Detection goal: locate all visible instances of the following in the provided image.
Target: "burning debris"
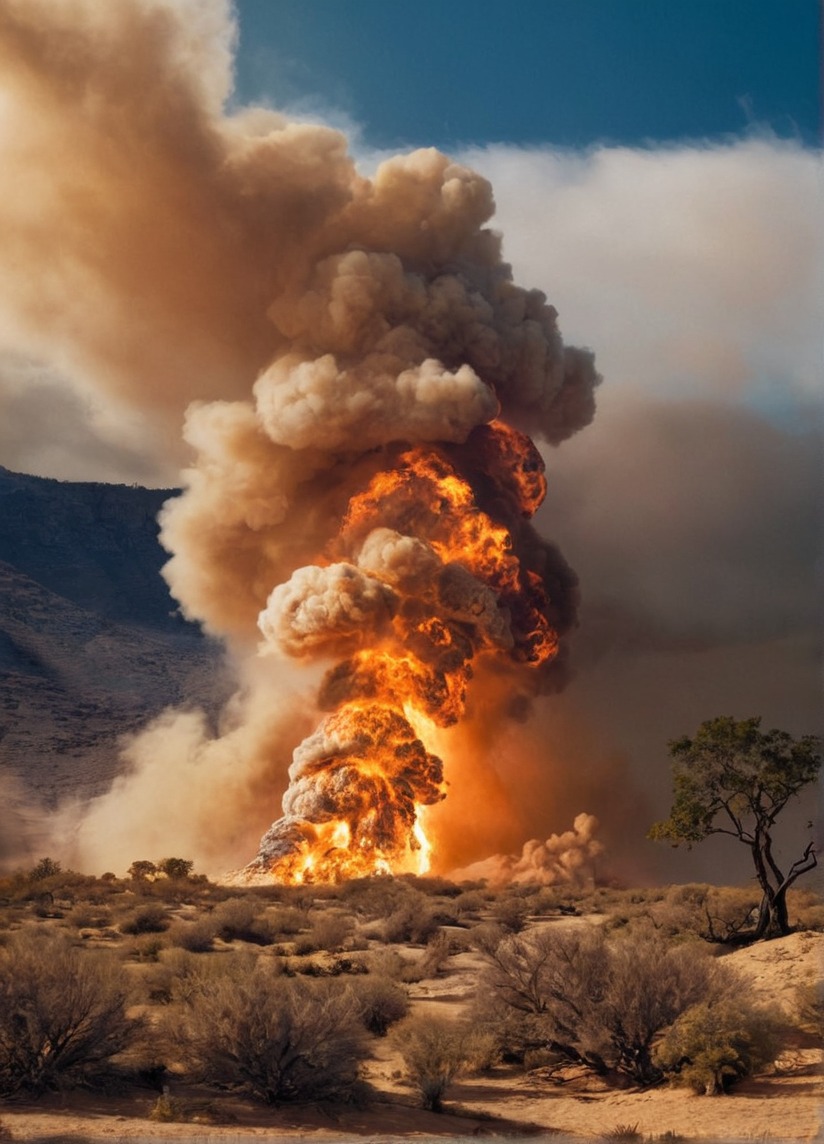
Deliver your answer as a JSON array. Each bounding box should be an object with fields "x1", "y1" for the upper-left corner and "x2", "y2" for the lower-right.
[{"x1": 0, "y1": 0, "x2": 601, "y2": 883}]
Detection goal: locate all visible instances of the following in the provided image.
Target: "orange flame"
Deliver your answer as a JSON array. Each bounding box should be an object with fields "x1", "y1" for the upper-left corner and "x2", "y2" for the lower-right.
[{"x1": 244, "y1": 420, "x2": 560, "y2": 884}]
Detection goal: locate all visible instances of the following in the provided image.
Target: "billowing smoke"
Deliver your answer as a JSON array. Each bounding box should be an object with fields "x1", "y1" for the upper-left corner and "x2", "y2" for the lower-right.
[
  {"x1": 451, "y1": 812, "x2": 603, "y2": 887},
  {"x1": 0, "y1": 0, "x2": 600, "y2": 881}
]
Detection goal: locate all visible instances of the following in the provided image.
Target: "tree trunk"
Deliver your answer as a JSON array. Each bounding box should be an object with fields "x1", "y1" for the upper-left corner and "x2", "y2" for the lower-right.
[
  {"x1": 751, "y1": 887, "x2": 790, "y2": 940},
  {"x1": 750, "y1": 838, "x2": 792, "y2": 940}
]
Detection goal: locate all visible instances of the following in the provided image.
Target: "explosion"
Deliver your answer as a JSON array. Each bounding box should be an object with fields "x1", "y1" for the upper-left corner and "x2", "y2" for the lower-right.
[
  {"x1": 0, "y1": 0, "x2": 601, "y2": 883},
  {"x1": 245, "y1": 423, "x2": 562, "y2": 882}
]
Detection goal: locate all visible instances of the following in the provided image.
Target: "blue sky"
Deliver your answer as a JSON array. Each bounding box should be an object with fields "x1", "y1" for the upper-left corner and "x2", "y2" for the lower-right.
[{"x1": 233, "y1": 0, "x2": 820, "y2": 150}]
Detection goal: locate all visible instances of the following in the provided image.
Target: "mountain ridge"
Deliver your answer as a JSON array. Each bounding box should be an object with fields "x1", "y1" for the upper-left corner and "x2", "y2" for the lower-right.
[{"x1": 0, "y1": 468, "x2": 226, "y2": 807}]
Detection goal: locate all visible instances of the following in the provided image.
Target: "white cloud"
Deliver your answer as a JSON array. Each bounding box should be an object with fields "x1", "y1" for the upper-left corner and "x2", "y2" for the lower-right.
[{"x1": 460, "y1": 137, "x2": 822, "y2": 412}]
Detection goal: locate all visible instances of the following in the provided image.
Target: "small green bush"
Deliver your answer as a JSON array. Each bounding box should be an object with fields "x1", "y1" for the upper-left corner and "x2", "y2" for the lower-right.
[{"x1": 654, "y1": 998, "x2": 783, "y2": 1094}]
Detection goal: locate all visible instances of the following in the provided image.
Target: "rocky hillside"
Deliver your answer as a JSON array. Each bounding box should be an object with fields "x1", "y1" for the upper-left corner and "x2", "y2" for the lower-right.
[{"x1": 0, "y1": 467, "x2": 226, "y2": 805}]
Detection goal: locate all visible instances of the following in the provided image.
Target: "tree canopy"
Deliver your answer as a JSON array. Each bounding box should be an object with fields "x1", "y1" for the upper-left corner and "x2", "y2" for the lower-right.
[{"x1": 649, "y1": 716, "x2": 821, "y2": 940}]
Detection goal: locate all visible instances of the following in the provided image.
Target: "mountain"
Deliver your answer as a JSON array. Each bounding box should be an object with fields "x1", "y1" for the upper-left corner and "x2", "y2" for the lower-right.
[{"x1": 0, "y1": 467, "x2": 226, "y2": 806}]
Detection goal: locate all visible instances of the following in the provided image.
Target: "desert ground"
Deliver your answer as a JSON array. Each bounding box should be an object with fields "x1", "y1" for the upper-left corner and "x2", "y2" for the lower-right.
[{"x1": 0, "y1": 871, "x2": 820, "y2": 1144}]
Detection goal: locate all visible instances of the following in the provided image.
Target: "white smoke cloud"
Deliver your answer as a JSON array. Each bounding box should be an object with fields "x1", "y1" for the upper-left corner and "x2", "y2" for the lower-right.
[
  {"x1": 450, "y1": 811, "x2": 603, "y2": 887},
  {"x1": 258, "y1": 563, "x2": 397, "y2": 657}
]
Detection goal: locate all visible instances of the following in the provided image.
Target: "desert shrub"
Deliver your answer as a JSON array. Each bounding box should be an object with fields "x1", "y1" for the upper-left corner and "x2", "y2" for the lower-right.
[
  {"x1": 17, "y1": 866, "x2": 93, "y2": 908},
  {"x1": 129, "y1": 934, "x2": 165, "y2": 963},
  {"x1": 477, "y1": 924, "x2": 731, "y2": 1084},
  {"x1": 142, "y1": 947, "x2": 251, "y2": 1005},
  {"x1": 400, "y1": 930, "x2": 452, "y2": 982},
  {"x1": 794, "y1": 982, "x2": 824, "y2": 1037},
  {"x1": 453, "y1": 889, "x2": 487, "y2": 919},
  {"x1": 402, "y1": 875, "x2": 466, "y2": 898},
  {"x1": 651, "y1": 884, "x2": 762, "y2": 943},
  {"x1": 212, "y1": 897, "x2": 275, "y2": 945},
  {"x1": 67, "y1": 902, "x2": 112, "y2": 929},
  {"x1": 382, "y1": 895, "x2": 442, "y2": 944},
  {"x1": 149, "y1": 1093, "x2": 186, "y2": 1122},
  {"x1": 308, "y1": 909, "x2": 355, "y2": 953},
  {"x1": 788, "y1": 887, "x2": 824, "y2": 932},
  {"x1": 526, "y1": 887, "x2": 563, "y2": 915},
  {"x1": 29, "y1": 857, "x2": 62, "y2": 882},
  {"x1": 174, "y1": 964, "x2": 368, "y2": 1103},
  {"x1": 119, "y1": 903, "x2": 170, "y2": 935},
  {"x1": 166, "y1": 915, "x2": 220, "y2": 952},
  {"x1": 464, "y1": 1027, "x2": 500, "y2": 1071},
  {"x1": 267, "y1": 905, "x2": 309, "y2": 938},
  {"x1": 654, "y1": 998, "x2": 783, "y2": 1094},
  {"x1": 491, "y1": 895, "x2": 529, "y2": 933},
  {"x1": 0, "y1": 929, "x2": 136, "y2": 1096},
  {"x1": 391, "y1": 1013, "x2": 473, "y2": 1111},
  {"x1": 600, "y1": 1124, "x2": 642, "y2": 1142},
  {"x1": 351, "y1": 975, "x2": 409, "y2": 1034},
  {"x1": 367, "y1": 947, "x2": 407, "y2": 980}
]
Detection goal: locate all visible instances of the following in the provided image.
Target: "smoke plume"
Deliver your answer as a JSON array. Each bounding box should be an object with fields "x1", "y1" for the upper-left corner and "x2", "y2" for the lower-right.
[
  {"x1": 0, "y1": 0, "x2": 601, "y2": 880},
  {"x1": 451, "y1": 812, "x2": 603, "y2": 887}
]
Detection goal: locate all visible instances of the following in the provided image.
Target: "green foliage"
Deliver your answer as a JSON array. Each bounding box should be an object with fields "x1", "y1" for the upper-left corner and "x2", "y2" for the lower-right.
[
  {"x1": 654, "y1": 998, "x2": 783, "y2": 1094},
  {"x1": 650, "y1": 717, "x2": 821, "y2": 939},
  {"x1": 650, "y1": 716, "x2": 820, "y2": 847},
  {"x1": 0, "y1": 929, "x2": 136, "y2": 1096}
]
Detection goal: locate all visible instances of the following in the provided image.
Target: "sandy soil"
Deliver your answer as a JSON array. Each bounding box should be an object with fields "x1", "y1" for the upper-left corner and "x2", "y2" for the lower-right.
[{"x1": 2, "y1": 930, "x2": 821, "y2": 1143}]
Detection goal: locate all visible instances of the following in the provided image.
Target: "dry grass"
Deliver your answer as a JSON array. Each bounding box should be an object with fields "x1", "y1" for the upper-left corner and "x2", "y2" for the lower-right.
[{"x1": 0, "y1": 861, "x2": 820, "y2": 1140}]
